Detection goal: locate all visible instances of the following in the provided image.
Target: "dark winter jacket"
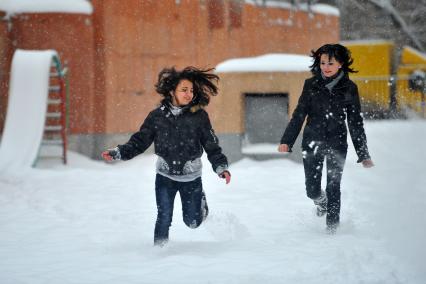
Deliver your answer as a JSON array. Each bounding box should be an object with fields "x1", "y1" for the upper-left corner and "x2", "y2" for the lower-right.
[
  {"x1": 280, "y1": 73, "x2": 370, "y2": 162},
  {"x1": 117, "y1": 103, "x2": 228, "y2": 175}
]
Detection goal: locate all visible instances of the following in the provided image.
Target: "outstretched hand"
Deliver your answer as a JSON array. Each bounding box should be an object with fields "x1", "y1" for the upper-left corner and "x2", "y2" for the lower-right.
[
  {"x1": 101, "y1": 148, "x2": 121, "y2": 162},
  {"x1": 278, "y1": 144, "x2": 290, "y2": 153},
  {"x1": 101, "y1": 151, "x2": 113, "y2": 161},
  {"x1": 362, "y1": 159, "x2": 374, "y2": 168},
  {"x1": 219, "y1": 170, "x2": 231, "y2": 184}
]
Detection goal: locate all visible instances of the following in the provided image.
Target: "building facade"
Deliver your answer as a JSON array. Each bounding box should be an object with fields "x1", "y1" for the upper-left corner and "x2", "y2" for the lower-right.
[{"x1": 0, "y1": 0, "x2": 339, "y2": 161}]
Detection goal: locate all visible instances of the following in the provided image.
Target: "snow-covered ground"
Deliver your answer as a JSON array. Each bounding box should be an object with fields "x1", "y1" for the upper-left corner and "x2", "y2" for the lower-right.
[{"x1": 0, "y1": 120, "x2": 425, "y2": 284}]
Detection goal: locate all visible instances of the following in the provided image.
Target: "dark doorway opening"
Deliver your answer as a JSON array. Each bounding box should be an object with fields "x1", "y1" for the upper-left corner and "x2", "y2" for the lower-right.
[{"x1": 244, "y1": 93, "x2": 289, "y2": 145}]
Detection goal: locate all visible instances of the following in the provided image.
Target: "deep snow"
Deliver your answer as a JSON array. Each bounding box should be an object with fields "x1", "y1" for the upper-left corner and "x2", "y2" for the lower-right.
[{"x1": 0, "y1": 120, "x2": 425, "y2": 283}]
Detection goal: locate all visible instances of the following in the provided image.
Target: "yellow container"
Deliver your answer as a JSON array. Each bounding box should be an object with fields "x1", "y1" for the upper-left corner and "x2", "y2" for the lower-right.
[{"x1": 341, "y1": 40, "x2": 394, "y2": 112}]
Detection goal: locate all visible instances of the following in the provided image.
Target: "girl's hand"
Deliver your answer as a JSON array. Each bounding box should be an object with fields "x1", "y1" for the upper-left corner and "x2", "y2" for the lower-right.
[
  {"x1": 219, "y1": 170, "x2": 231, "y2": 184},
  {"x1": 101, "y1": 148, "x2": 121, "y2": 161},
  {"x1": 278, "y1": 144, "x2": 289, "y2": 153},
  {"x1": 101, "y1": 151, "x2": 113, "y2": 161},
  {"x1": 362, "y1": 159, "x2": 374, "y2": 168}
]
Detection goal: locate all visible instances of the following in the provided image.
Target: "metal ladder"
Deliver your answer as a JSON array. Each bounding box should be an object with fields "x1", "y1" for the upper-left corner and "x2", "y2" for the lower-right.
[{"x1": 39, "y1": 57, "x2": 68, "y2": 164}]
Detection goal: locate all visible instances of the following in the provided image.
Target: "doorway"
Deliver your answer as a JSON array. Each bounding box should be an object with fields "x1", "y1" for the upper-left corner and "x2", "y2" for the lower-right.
[{"x1": 244, "y1": 93, "x2": 289, "y2": 145}]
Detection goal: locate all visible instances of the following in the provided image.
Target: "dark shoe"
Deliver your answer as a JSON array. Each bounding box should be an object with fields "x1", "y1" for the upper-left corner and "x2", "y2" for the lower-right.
[
  {"x1": 154, "y1": 238, "x2": 168, "y2": 247},
  {"x1": 326, "y1": 222, "x2": 339, "y2": 234},
  {"x1": 313, "y1": 191, "x2": 327, "y2": 217},
  {"x1": 326, "y1": 212, "x2": 339, "y2": 234},
  {"x1": 316, "y1": 204, "x2": 327, "y2": 217},
  {"x1": 202, "y1": 196, "x2": 209, "y2": 221}
]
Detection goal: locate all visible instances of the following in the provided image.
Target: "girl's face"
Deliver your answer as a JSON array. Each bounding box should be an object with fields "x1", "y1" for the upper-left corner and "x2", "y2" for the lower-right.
[
  {"x1": 172, "y1": 79, "x2": 194, "y2": 106},
  {"x1": 320, "y1": 54, "x2": 342, "y2": 77}
]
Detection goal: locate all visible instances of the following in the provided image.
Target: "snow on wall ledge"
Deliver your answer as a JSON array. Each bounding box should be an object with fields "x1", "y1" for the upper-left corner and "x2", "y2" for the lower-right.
[
  {"x1": 244, "y1": 1, "x2": 340, "y2": 16},
  {"x1": 0, "y1": 0, "x2": 93, "y2": 17},
  {"x1": 215, "y1": 54, "x2": 312, "y2": 73}
]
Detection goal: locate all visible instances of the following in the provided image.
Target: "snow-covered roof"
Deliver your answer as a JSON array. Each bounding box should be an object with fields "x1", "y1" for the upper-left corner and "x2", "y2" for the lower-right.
[
  {"x1": 245, "y1": 1, "x2": 339, "y2": 16},
  {"x1": 310, "y1": 4, "x2": 340, "y2": 16},
  {"x1": 340, "y1": 39, "x2": 394, "y2": 46},
  {"x1": 0, "y1": 0, "x2": 93, "y2": 18},
  {"x1": 403, "y1": 45, "x2": 426, "y2": 60},
  {"x1": 216, "y1": 54, "x2": 312, "y2": 73}
]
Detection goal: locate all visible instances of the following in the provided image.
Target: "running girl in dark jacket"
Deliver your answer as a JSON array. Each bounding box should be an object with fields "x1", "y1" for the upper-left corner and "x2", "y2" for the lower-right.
[
  {"x1": 278, "y1": 44, "x2": 374, "y2": 233},
  {"x1": 102, "y1": 66, "x2": 231, "y2": 246}
]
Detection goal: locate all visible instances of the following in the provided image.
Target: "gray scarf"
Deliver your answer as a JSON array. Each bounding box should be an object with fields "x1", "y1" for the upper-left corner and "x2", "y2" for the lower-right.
[
  {"x1": 168, "y1": 104, "x2": 183, "y2": 116},
  {"x1": 322, "y1": 71, "x2": 344, "y2": 92},
  {"x1": 167, "y1": 102, "x2": 192, "y2": 116}
]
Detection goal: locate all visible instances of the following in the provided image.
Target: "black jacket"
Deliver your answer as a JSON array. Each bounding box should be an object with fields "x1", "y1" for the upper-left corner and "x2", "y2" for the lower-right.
[
  {"x1": 117, "y1": 103, "x2": 228, "y2": 174},
  {"x1": 280, "y1": 73, "x2": 370, "y2": 162}
]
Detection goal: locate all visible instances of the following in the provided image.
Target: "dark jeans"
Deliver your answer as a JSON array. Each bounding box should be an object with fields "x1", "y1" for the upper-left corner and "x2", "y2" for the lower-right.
[
  {"x1": 303, "y1": 146, "x2": 347, "y2": 226},
  {"x1": 154, "y1": 174, "x2": 208, "y2": 245}
]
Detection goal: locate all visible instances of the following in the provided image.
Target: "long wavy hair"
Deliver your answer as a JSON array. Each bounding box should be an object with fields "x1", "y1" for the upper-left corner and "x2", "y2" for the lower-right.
[
  {"x1": 309, "y1": 43, "x2": 357, "y2": 75},
  {"x1": 155, "y1": 66, "x2": 219, "y2": 107}
]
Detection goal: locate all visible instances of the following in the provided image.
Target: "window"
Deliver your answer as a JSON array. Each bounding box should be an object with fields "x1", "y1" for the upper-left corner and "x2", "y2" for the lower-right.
[
  {"x1": 207, "y1": 0, "x2": 225, "y2": 29},
  {"x1": 229, "y1": 0, "x2": 243, "y2": 28}
]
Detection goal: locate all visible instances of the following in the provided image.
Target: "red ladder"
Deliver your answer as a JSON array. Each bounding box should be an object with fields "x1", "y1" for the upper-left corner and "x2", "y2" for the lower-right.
[{"x1": 39, "y1": 56, "x2": 68, "y2": 164}]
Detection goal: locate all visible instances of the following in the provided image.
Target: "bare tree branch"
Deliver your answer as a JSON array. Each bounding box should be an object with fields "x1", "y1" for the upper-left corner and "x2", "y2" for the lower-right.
[
  {"x1": 345, "y1": 0, "x2": 367, "y2": 11},
  {"x1": 366, "y1": 0, "x2": 424, "y2": 51}
]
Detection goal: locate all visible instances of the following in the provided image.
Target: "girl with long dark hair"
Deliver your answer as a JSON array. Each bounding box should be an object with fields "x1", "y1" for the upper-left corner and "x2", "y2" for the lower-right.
[
  {"x1": 102, "y1": 66, "x2": 230, "y2": 246},
  {"x1": 278, "y1": 44, "x2": 374, "y2": 233}
]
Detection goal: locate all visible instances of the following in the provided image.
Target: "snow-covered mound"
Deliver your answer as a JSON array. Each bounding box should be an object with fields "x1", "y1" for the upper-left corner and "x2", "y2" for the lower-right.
[{"x1": 0, "y1": 120, "x2": 425, "y2": 283}]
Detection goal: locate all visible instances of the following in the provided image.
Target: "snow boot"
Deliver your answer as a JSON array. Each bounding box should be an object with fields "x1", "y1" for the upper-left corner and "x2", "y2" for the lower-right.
[
  {"x1": 313, "y1": 190, "x2": 327, "y2": 217},
  {"x1": 326, "y1": 223, "x2": 339, "y2": 234},
  {"x1": 154, "y1": 238, "x2": 168, "y2": 247},
  {"x1": 326, "y1": 211, "x2": 340, "y2": 234}
]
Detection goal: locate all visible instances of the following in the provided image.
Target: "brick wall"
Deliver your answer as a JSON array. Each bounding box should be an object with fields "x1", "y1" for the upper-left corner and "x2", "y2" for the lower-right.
[
  {"x1": 0, "y1": 1, "x2": 339, "y2": 158},
  {"x1": 0, "y1": 13, "x2": 96, "y2": 134},
  {"x1": 0, "y1": 13, "x2": 12, "y2": 133}
]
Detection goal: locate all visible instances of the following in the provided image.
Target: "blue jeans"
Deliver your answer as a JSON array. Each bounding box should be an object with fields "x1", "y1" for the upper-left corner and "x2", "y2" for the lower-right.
[{"x1": 154, "y1": 174, "x2": 208, "y2": 245}]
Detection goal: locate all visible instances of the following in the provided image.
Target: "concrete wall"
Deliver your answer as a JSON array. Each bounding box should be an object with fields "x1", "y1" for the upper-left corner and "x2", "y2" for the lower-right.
[
  {"x1": 211, "y1": 71, "x2": 310, "y2": 132},
  {"x1": 211, "y1": 71, "x2": 310, "y2": 162}
]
